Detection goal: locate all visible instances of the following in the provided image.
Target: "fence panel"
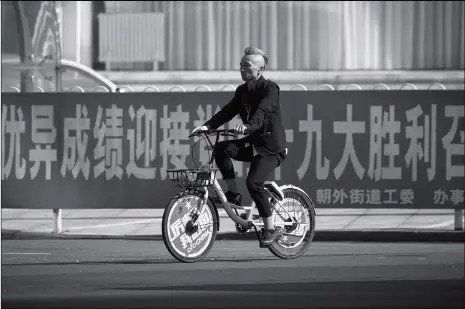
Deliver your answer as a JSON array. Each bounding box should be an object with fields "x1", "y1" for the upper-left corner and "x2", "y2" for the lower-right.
[
  {"x1": 1, "y1": 91, "x2": 464, "y2": 210},
  {"x1": 98, "y1": 12, "x2": 165, "y2": 69}
]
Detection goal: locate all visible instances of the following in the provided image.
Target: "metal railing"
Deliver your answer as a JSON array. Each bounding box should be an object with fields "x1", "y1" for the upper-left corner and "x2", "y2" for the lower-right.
[
  {"x1": 112, "y1": 82, "x2": 449, "y2": 93},
  {"x1": 6, "y1": 82, "x2": 453, "y2": 93}
]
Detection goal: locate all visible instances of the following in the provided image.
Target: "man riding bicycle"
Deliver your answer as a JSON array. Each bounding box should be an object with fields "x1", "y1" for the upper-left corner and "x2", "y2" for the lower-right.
[{"x1": 191, "y1": 47, "x2": 287, "y2": 248}]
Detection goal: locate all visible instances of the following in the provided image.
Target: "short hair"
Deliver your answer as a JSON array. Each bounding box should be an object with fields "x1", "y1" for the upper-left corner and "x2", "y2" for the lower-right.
[{"x1": 244, "y1": 46, "x2": 268, "y2": 68}]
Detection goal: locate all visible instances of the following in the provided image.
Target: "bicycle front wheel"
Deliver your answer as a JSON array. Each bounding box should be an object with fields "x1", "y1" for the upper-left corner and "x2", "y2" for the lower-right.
[{"x1": 162, "y1": 190, "x2": 218, "y2": 263}]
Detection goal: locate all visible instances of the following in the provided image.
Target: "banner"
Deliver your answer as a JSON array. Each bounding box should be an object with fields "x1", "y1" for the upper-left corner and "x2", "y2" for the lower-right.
[{"x1": 1, "y1": 91, "x2": 464, "y2": 209}]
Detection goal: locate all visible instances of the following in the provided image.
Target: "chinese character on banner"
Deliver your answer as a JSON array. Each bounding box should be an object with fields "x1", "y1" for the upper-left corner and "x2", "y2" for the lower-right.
[
  {"x1": 383, "y1": 189, "x2": 398, "y2": 204},
  {"x1": 433, "y1": 189, "x2": 448, "y2": 204},
  {"x1": 160, "y1": 104, "x2": 190, "y2": 180},
  {"x1": 1, "y1": 105, "x2": 26, "y2": 180},
  {"x1": 405, "y1": 104, "x2": 437, "y2": 182},
  {"x1": 297, "y1": 104, "x2": 330, "y2": 181},
  {"x1": 29, "y1": 105, "x2": 57, "y2": 180},
  {"x1": 193, "y1": 104, "x2": 222, "y2": 168},
  {"x1": 442, "y1": 105, "x2": 464, "y2": 180},
  {"x1": 333, "y1": 104, "x2": 366, "y2": 180},
  {"x1": 368, "y1": 105, "x2": 402, "y2": 181},
  {"x1": 332, "y1": 189, "x2": 348, "y2": 204},
  {"x1": 349, "y1": 189, "x2": 365, "y2": 204},
  {"x1": 449, "y1": 189, "x2": 464, "y2": 205},
  {"x1": 365, "y1": 189, "x2": 382, "y2": 204},
  {"x1": 399, "y1": 189, "x2": 414, "y2": 204},
  {"x1": 315, "y1": 189, "x2": 332, "y2": 204},
  {"x1": 126, "y1": 105, "x2": 157, "y2": 179},
  {"x1": 93, "y1": 105, "x2": 124, "y2": 180},
  {"x1": 61, "y1": 104, "x2": 91, "y2": 179},
  {"x1": 274, "y1": 129, "x2": 294, "y2": 181}
]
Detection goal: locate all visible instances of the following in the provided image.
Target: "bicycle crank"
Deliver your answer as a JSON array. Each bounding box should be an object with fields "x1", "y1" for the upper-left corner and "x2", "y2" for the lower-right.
[{"x1": 235, "y1": 213, "x2": 251, "y2": 234}]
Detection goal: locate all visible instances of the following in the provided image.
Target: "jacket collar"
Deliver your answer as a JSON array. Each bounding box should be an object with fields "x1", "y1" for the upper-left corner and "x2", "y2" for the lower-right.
[{"x1": 245, "y1": 75, "x2": 266, "y2": 92}]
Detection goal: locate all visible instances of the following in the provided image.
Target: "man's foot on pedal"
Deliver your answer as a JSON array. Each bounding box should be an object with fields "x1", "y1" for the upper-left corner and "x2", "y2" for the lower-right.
[
  {"x1": 225, "y1": 191, "x2": 242, "y2": 206},
  {"x1": 259, "y1": 228, "x2": 284, "y2": 248}
]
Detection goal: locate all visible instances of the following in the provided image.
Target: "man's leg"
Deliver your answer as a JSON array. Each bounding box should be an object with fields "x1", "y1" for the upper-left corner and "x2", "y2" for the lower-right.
[
  {"x1": 214, "y1": 139, "x2": 253, "y2": 203},
  {"x1": 246, "y1": 154, "x2": 282, "y2": 246}
]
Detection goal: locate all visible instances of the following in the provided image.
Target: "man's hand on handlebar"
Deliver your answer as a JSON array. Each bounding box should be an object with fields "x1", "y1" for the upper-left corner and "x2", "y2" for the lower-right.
[
  {"x1": 232, "y1": 124, "x2": 248, "y2": 135},
  {"x1": 190, "y1": 125, "x2": 208, "y2": 137}
]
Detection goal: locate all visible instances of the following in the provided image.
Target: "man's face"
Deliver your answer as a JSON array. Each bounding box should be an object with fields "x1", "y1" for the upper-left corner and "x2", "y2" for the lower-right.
[{"x1": 240, "y1": 54, "x2": 265, "y2": 82}]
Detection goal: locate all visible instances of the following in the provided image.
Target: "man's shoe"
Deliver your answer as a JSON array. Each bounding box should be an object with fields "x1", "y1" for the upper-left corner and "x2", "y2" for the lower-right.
[
  {"x1": 259, "y1": 228, "x2": 284, "y2": 248},
  {"x1": 225, "y1": 191, "x2": 242, "y2": 206}
]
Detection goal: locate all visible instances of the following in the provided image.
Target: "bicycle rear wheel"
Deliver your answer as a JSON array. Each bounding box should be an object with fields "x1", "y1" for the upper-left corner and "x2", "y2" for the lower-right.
[
  {"x1": 268, "y1": 187, "x2": 316, "y2": 259},
  {"x1": 162, "y1": 190, "x2": 218, "y2": 263}
]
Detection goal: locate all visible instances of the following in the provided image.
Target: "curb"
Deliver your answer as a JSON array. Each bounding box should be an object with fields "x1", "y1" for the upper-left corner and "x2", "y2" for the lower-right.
[{"x1": 2, "y1": 229, "x2": 464, "y2": 243}]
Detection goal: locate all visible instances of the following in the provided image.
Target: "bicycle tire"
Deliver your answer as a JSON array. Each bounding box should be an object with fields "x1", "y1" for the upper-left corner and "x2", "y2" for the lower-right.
[
  {"x1": 268, "y1": 187, "x2": 316, "y2": 259},
  {"x1": 162, "y1": 190, "x2": 218, "y2": 263}
]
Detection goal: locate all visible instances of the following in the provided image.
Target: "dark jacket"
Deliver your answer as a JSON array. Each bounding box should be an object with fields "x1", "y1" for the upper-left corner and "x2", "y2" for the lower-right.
[{"x1": 203, "y1": 76, "x2": 287, "y2": 156}]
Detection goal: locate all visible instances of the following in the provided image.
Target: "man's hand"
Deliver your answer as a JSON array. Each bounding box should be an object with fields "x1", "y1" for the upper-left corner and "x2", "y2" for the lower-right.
[
  {"x1": 232, "y1": 124, "x2": 248, "y2": 135},
  {"x1": 191, "y1": 125, "x2": 208, "y2": 135}
]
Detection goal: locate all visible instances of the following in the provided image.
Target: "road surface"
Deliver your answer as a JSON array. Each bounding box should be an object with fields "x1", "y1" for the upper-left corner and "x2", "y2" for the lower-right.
[{"x1": 2, "y1": 239, "x2": 464, "y2": 309}]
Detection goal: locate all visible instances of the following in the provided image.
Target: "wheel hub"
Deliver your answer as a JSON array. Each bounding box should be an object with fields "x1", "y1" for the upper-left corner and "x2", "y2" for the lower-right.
[
  {"x1": 185, "y1": 220, "x2": 198, "y2": 235},
  {"x1": 284, "y1": 217, "x2": 298, "y2": 233}
]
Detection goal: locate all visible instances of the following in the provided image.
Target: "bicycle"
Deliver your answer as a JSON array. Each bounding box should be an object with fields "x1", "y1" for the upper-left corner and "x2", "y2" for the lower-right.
[{"x1": 162, "y1": 128, "x2": 316, "y2": 263}]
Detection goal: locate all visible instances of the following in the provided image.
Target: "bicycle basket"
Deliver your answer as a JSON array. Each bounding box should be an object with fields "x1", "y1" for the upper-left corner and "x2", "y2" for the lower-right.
[{"x1": 166, "y1": 169, "x2": 218, "y2": 188}]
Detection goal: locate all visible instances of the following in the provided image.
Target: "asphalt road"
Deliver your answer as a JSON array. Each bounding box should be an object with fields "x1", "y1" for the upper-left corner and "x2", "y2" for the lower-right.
[{"x1": 2, "y1": 240, "x2": 464, "y2": 309}]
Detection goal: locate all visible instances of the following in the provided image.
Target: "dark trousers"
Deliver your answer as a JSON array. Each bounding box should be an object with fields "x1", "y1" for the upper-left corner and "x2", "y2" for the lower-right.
[{"x1": 214, "y1": 139, "x2": 286, "y2": 218}]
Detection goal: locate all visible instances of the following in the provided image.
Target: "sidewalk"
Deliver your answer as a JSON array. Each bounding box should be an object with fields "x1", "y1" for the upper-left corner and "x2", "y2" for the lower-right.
[{"x1": 2, "y1": 208, "x2": 464, "y2": 242}]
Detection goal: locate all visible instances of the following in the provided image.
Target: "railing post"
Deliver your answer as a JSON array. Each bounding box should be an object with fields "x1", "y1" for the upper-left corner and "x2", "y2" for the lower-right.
[
  {"x1": 454, "y1": 209, "x2": 464, "y2": 231},
  {"x1": 53, "y1": 208, "x2": 62, "y2": 234}
]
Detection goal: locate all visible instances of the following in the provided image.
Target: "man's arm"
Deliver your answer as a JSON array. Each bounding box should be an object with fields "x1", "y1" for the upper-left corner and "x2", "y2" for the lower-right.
[
  {"x1": 203, "y1": 87, "x2": 241, "y2": 130},
  {"x1": 244, "y1": 84, "x2": 279, "y2": 133}
]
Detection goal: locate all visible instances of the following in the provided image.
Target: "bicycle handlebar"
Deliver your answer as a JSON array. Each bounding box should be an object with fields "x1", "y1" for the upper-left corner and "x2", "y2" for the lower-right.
[{"x1": 188, "y1": 128, "x2": 244, "y2": 139}]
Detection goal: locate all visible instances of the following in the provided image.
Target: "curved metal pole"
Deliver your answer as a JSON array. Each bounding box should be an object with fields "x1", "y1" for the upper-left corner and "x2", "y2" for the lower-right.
[
  {"x1": 143, "y1": 86, "x2": 161, "y2": 92},
  {"x1": 117, "y1": 86, "x2": 135, "y2": 92},
  {"x1": 373, "y1": 83, "x2": 390, "y2": 90},
  {"x1": 317, "y1": 84, "x2": 335, "y2": 90},
  {"x1": 220, "y1": 84, "x2": 236, "y2": 91},
  {"x1": 399, "y1": 83, "x2": 418, "y2": 90},
  {"x1": 427, "y1": 83, "x2": 446, "y2": 90},
  {"x1": 345, "y1": 84, "x2": 362, "y2": 90},
  {"x1": 69, "y1": 86, "x2": 85, "y2": 92},
  {"x1": 290, "y1": 84, "x2": 308, "y2": 91},
  {"x1": 169, "y1": 85, "x2": 186, "y2": 92},
  {"x1": 194, "y1": 85, "x2": 212, "y2": 92},
  {"x1": 13, "y1": 1, "x2": 34, "y2": 92}
]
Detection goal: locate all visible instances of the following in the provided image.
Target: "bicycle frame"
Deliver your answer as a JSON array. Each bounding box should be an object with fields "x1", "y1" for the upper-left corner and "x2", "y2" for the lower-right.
[{"x1": 192, "y1": 129, "x2": 298, "y2": 230}]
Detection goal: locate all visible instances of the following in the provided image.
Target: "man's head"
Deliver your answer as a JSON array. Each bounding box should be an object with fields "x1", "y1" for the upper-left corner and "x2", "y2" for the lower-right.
[{"x1": 240, "y1": 47, "x2": 268, "y2": 82}]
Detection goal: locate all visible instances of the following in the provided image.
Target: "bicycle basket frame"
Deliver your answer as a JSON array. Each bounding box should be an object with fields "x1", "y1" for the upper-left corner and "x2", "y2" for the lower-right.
[{"x1": 166, "y1": 168, "x2": 218, "y2": 188}]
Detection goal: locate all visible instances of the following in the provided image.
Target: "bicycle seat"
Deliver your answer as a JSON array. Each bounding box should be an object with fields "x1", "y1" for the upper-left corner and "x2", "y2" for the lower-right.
[{"x1": 264, "y1": 181, "x2": 284, "y2": 201}]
